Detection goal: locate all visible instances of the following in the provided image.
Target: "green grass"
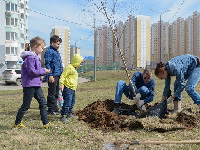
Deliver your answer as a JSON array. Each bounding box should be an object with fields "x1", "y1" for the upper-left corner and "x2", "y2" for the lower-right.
[{"x1": 0, "y1": 70, "x2": 200, "y2": 149}]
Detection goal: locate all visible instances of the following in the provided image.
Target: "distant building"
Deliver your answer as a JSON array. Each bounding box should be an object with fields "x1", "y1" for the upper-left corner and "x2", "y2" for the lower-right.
[
  {"x1": 50, "y1": 26, "x2": 70, "y2": 67},
  {"x1": 84, "y1": 56, "x2": 94, "y2": 65},
  {"x1": 70, "y1": 46, "x2": 80, "y2": 63}
]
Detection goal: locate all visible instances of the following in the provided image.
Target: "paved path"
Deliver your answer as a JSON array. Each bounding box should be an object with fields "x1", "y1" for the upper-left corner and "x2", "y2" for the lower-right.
[{"x1": 0, "y1": 77, "x2": 90, "y2": 91}]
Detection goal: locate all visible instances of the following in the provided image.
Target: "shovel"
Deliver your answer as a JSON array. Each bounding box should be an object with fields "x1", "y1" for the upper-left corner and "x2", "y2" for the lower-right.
[{"x1": 104, "y1": 140, "x2": 200, "y2": 149}]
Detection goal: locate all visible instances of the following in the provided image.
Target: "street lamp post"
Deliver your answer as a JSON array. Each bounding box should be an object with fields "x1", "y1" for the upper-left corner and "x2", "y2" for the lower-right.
[{"x1": 150, "y1": 9, "x2": 171, "y2": 62}]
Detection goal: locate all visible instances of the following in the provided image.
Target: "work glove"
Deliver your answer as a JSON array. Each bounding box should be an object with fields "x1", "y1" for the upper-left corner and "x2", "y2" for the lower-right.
[
  {"x1": 166, "y1": 96, "x2": 173, "y2": 104},
  {"x1": 137, "y1": 100, "x2": 146, "y2": 111},
  {"x1": 133, "y1": 93, "x2": 141, "y2": 103}
]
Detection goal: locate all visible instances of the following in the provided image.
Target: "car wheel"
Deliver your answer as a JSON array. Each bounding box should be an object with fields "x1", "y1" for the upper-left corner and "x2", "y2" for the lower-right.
[
  {"x1": 16, "y1": 78, "x2": 21, "y2": 86},
  {"x1": 5, "y1": 81, "x2": 11, "y2": 85}
]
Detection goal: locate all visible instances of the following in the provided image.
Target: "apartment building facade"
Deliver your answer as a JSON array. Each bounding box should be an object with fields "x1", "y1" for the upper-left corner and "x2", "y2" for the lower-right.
[
  {"x1": 0, "y1": 0, "x2": 29, "y2": 74},
  {"x1": 50, "y1": 26, "x2": 70, "y2": 68},
  {"x1": 5, "y1": 0, "x2": 29, "y2": 68}
]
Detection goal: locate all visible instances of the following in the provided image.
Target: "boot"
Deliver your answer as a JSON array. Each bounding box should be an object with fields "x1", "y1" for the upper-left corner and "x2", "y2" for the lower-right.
[
  {"x1": 112, "y1": 103, "x2": 121, "y2": 115},
  {"x1": 168, "y1": 101, "x2": 182, "y2": 117}
]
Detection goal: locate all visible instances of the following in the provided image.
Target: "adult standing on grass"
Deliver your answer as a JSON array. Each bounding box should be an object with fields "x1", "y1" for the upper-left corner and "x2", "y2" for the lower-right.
[
  {"x1": 155, "y1": 54, "x2": 200, "y2": 115},
  {"x1": 44, "y1": 35, "x2": 63, "y2": 115},
  {"x1": 59, "y1": 54, "x2": 84, "y2": 122},
  {"x1": 112, "y1": 69, "x2": 155, "y2": 115},
  {"x1": 13, "y1": 37, "x2": 56, "y2": 129}
]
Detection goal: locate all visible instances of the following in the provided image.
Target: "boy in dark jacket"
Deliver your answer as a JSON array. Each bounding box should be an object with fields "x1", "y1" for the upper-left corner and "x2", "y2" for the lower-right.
[{"x1": 44, "y1": 35, "x2": 63, "y2": 115}]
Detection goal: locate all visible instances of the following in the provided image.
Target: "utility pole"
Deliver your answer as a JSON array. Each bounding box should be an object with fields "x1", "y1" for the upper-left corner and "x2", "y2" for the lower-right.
[
  {"x1": 94, "y1": 13, "x2": 96, "y2": 81},
  {"x1": 159, "y1": 14, "x2": 162, "y2": 62}
]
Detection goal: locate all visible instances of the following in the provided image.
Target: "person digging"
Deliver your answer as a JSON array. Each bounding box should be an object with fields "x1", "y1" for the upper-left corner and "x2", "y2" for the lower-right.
[
  {"x1": 112, "y1": 69, "x2": 155, "y2": 115},
  {"x1": 155, "y1": 54, "x2": 200, "y2": 116}
]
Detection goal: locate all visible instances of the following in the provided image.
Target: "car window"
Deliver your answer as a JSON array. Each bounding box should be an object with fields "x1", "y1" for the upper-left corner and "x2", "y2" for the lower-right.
[
  {"x1": 2, "y1": 70, "x2": 12, "y2": 74},
  {"x1": 15, "y1": 70, "x2": 21, "y2": 74}
]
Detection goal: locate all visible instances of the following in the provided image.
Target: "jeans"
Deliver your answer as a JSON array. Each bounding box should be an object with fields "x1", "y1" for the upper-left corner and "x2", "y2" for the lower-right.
[
  {"x1": 15, "y1": 87, "x2": 48, "y2": 125},
  {"x1": 114, "y1": 80, "x2": 150, "y2": 104},
  {"x1": 61, "y1": 87, "x2": 75, "y2": 115},
  {"x1": 47, "y1": 76, "x2": 60, "y2": 112},
  {"x1": 185, "y1": 67, "x2": 200, "y2": 104}
]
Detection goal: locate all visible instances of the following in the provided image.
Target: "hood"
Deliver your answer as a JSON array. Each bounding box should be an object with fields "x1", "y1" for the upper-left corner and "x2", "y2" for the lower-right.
[
  {"x1": 20, "y1": 51, "x2": 41, "y2": 60},
  {"x1": 71, "y1": 54, "x2": 84, "y2": 68}
]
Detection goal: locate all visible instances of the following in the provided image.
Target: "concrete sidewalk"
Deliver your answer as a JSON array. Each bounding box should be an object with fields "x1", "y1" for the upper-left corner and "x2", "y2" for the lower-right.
[{"x1": 0, "y1": 77, "x2": 90, "y2": 91}]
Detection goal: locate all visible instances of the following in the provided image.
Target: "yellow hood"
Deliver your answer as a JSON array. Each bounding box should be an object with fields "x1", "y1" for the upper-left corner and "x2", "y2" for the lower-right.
[{"x1": 71, "y1": 54, "x2": 84, "y2": 68}]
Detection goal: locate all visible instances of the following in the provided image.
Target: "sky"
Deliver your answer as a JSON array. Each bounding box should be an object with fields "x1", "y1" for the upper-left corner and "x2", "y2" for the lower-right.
[{"x1": 28, "y1": 0, "x2": 200, "y2": 57}]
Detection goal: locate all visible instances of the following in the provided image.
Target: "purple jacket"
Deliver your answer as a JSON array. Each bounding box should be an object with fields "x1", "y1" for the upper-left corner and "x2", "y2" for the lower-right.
[{"x1": 21, "y1": 51, "x2": 46, "y2": 87}]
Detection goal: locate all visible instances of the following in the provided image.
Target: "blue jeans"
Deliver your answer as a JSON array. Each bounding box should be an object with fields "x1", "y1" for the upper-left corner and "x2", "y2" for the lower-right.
[
  {"x1": 184, "y1": 67, "x2": 200, "y2": 104},
  {"x1": 15, "y1": 87, "x2": 48, "y2": 125},
  {"x1": 114, "y1": 80, "x2": 150, "y2": 104},
  {"x1": 61, "y1": 87, "x2": 75, "y2": 115}
]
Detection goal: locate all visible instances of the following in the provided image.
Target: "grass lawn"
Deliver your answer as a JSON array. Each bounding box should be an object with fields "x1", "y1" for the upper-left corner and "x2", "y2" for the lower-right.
[{"x1": 0, "y1": 70, "x2": 200, "y2": 149}]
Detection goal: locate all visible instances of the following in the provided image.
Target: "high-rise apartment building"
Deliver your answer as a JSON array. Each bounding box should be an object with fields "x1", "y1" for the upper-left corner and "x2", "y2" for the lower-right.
[
  {"x1": 70, "y1": 46, "x2": 80, "y2": 63},
  {"x1": 50, "y1": 26, "x2": 70, "y2": 67},
  {"x1": 151, "y1": 21, "x2": 170, "y2": 68},
  {"x1": 124, "y1": 15, "x2": 136, "y2": 69},
  {"x1": 185, "y1": 11, "x2": 200, "y2": 57},
  {"x1": 95, "y1": 15, "x2": 151, "y2": 69},
  {"x1": 170, "y1": 17, "x2": 185, "y2": 57},
  {"x1": 0, "y1": 0, "x2": 29, "y2": 73},
  {"x1": 0, "y1": 0, "x2": 6, "y2": 74},
  {"x1": 135, "y1": 15, "x2": 151, "y2": 68}
]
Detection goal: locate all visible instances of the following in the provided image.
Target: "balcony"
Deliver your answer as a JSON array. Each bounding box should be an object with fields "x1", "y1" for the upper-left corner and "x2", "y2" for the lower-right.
[{"x1": 5, "y1": 55, "x2": 18, "y2": 61}]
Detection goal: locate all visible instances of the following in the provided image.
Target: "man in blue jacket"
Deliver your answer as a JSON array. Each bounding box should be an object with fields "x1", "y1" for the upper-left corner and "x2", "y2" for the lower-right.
[
  {"x1": 112, "y1": 69, "x2": 155, "y2": 115},
  {"x1": 44, "y1": 35, "x2": 63, "y2": 115}
]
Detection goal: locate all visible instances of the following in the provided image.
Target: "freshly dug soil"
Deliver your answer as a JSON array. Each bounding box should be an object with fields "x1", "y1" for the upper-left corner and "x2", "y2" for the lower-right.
[
  {"x1": 76, "y1": 99, "x2": 143, "y2": 132},
  {"x1": 76, "y1": 99, "x2": 199, "y2": 132}
]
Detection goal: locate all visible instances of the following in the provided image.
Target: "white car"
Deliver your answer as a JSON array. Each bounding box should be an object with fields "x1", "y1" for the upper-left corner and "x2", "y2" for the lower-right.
[{"x1": 2, "y1": 69, "x2": 21, "y2": 86}]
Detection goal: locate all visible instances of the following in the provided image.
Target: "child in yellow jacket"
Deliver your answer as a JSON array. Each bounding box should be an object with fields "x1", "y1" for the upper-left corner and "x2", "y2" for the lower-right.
[{"x1": 59, "y1": 54, "x2": 84, "y2": 122}]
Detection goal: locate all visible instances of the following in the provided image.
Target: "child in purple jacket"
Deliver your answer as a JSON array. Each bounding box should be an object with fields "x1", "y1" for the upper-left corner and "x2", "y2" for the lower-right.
[{"x1": 13, "y1": 37, "x2": 56, "y2": 129}]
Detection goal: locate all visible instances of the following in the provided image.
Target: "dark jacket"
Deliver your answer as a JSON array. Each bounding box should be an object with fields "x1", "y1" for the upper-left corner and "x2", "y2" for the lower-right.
[
  {"x1": 129, "y1": 71, "x2": 155, "y2": 103},
  {"x1": 44, "y1": 46, "x2": 63, "y2": 77}
]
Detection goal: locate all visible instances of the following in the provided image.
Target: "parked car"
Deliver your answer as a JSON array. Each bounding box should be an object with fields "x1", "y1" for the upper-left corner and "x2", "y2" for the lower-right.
[{"x1": 2, "y1": 69, "x2": 21, "y2": 86}]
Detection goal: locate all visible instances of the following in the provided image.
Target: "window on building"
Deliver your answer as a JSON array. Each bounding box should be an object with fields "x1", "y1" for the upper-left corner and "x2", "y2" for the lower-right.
[
  {"x1": 6, "y1": 47, "x2": 10, "y2": 54},
  {"x1": 6, "y1": 3, "x2": 10, "y2": 11},
  {"x1": 6, "y1": 32, "x2": 17, "y2": 41}
]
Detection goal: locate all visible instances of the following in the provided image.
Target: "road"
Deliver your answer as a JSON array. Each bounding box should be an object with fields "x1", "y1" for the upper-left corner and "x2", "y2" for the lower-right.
[{"x1": 0, "y1": 77, "x2": 90, "y2": 91}]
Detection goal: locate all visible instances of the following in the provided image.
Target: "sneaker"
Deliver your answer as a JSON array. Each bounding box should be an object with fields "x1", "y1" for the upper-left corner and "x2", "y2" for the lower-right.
[
  {"x1": 60, "y1": 115, "x2": 69, "y2": 122},
  {"x1": 13, "y1": 122, "x2": 27, "y2": 129},
  {"x1": 43, "y1": 122, "x2": 58, "y2": 129},
  {"x1": 67, "y1": 113, "x2": 78, "y2": 119},
  {"x1": 48, "y1": 111, "x2": 60, "y2": 115}
]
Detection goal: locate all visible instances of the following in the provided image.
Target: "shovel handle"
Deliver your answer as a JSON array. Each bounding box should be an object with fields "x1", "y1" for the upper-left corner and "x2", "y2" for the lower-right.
[{"x1": 132, "y1": 140, "x2": 200, "y2": 145}]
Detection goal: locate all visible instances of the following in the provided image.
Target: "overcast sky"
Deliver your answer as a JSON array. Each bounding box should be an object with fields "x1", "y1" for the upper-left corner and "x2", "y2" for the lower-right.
[{"x1": 28, "y1": 0, "x2": 200, "y2": 57}]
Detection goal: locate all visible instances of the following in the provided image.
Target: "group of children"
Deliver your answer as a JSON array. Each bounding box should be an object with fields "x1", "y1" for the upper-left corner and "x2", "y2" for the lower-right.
[{"x1": 13, "y1": 36, "x2": 84, "y2": 129}]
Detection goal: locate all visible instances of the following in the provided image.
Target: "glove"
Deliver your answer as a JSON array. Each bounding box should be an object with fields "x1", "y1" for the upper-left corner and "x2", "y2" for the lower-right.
[
  {"x1": 166, "y1": 96, "x2": 173, "y2": 104},
  {"x1": 137, "y1": 100, "x2": 144, "y2": 108},
  {"x1": 137, "y1": 100, "x2": 146, "y2": 111},
  {"x1": 132, "y1": 93, "x2": 141, "y2": 103}
]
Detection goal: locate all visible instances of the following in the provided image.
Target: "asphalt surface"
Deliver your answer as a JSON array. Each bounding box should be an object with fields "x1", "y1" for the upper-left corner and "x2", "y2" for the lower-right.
[{"x1": 0, "y1": 77, "x2": 90, "y2": 91}]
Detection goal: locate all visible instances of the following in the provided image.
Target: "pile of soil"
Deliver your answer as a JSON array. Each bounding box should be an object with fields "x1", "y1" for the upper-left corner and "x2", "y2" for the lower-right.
[
  {"x1": 76, "y1": 99, "x2": 199, "y2": 132},
  {"x1": 76, "y1": 99, "x2": 143, "y2": 132}
]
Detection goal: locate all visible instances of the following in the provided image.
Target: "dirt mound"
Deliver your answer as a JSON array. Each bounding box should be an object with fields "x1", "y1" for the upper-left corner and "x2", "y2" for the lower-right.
[
  {"x1": 176, "y1": 112, "x2": 198, "y2": 128},
  {"x1": 76, "y1": 99, "x2": 143, "y2": 131},
  {"x1": 76, "y1": 100, "x2": 199, "y2": 132}
]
